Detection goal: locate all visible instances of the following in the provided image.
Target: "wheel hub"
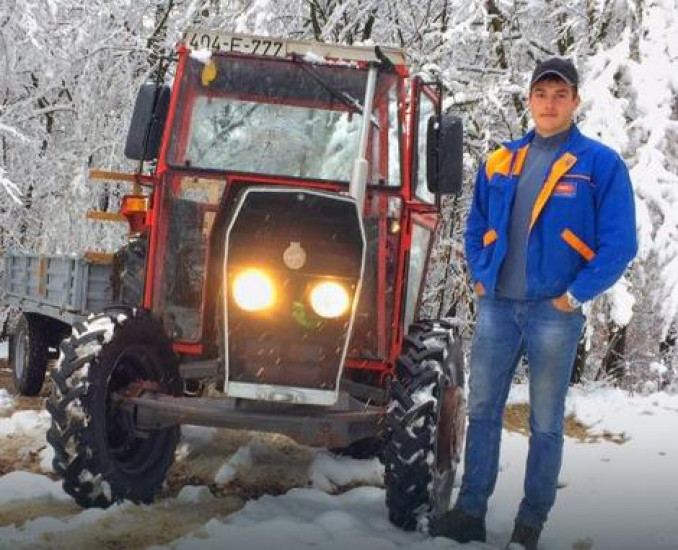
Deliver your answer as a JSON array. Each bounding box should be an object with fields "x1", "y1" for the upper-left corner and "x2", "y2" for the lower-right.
[{"x1": 105, "y1": 347, "x2": 172, "y2": 475}]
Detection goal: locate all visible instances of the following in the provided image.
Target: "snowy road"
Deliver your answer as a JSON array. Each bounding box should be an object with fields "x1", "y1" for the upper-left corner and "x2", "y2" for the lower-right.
[{"x1": 0, "y1": 353, "x2": 677, "y2": 549}]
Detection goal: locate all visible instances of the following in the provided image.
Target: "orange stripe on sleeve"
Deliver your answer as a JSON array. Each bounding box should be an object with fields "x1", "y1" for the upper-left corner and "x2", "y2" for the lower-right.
[
  {"x1": 561, "y1": 228, "x2": 596, "y2": 261},
  {"x1": 483, "y1": 229, "x2": 498, "y2": 247}
]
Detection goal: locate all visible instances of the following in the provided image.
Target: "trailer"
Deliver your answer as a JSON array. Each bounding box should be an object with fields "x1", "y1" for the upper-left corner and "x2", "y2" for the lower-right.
[{"x1": 3, "y1": 252, "x2": 122, "y2": 394}]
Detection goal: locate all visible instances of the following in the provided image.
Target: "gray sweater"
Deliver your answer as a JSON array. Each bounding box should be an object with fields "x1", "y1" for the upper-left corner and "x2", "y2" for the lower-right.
[{"x1": 495, "y1": 128, "x2": 571, "y2": 299}]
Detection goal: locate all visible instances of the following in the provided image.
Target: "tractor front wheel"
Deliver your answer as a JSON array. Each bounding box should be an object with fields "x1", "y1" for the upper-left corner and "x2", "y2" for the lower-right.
[
  {"x1": 46, "y1": 308, "x2": 183, "y2": 508},
  {"x1": 384, "y1": 320, "x2": 466, "y2": 532}
]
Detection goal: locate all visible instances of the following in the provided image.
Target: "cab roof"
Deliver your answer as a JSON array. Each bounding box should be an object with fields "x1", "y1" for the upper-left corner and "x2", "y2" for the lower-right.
[{"x1": 182, "y1": 28, "x2": 409, "y2": 68}]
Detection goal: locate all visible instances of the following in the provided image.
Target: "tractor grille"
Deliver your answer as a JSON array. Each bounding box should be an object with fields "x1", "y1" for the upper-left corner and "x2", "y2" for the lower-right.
[{"x1": 224, "y1": 188, "x2": 364, "y2": 399}]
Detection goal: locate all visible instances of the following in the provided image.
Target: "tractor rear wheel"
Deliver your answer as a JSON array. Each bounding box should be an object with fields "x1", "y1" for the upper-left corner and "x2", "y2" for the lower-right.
[
  {"x1": 46, "y1": 308, "x2": 182, "y2": 508},
  {"x1": 384, "y1": 320, "x2": 466, "y2": 532},
  {"x1": 9, "y1": 314, "x2": 49, "y2": 396}
]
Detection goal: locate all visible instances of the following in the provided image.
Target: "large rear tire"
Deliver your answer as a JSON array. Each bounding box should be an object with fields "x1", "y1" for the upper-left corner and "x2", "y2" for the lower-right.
[
  {"x1": 384, "y1": 320, "x2": 466, "y2": 532},
  {"x1": 46, "y1": 308, "x2": 182, "y2": 508},
  {"x1": 9, "y1": 314, "x2": 49, "y2": 396}
]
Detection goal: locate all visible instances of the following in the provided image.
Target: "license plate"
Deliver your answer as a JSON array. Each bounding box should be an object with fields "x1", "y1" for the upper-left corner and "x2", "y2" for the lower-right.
[{"x1": 184, "y1": 30, "x2": 287, "y2": 58}]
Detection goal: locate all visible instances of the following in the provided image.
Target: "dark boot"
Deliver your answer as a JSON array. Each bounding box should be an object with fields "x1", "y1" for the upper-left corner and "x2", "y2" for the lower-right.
[
  {"x1": 431, "y1": 508, "x2": 486, "y2": 543},
  {"x1": 507, "y1": 521, "x2": 541, "y2": 550}
]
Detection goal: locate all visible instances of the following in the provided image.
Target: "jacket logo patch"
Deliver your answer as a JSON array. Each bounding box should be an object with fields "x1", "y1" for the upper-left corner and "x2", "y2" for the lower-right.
[{"x1": 554, "y1": 181, "x2": 576, "y2": 197}]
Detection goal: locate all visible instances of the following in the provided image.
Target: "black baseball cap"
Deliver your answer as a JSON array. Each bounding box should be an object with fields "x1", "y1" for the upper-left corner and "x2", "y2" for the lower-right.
[{"x1": 530, "y1": 57, "x2": 579, "y2": 88}]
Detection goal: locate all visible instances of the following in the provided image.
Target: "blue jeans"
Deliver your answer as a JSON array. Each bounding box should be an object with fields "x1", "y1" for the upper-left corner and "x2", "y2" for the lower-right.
[{"x1": 455, "y1": 296, "x2": 585, "y2": 530}]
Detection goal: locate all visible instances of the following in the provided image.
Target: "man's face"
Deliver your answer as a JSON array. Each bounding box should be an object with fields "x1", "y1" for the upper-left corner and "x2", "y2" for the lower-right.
[{"x1": 528, "y1": 79, "x2": 580, "y2": 137}]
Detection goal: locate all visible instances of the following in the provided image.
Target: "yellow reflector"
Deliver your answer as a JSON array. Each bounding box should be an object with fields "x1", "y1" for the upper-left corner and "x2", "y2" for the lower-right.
[
  {"x1": 232, "y1": 269, "x2": 275, "y2": 312},
  {"x1": 309, "y1": 281, "x2": 350, "y2": 319},
  {"x1": 201, "y1": 60, "x2": 217, "y2": 86}
]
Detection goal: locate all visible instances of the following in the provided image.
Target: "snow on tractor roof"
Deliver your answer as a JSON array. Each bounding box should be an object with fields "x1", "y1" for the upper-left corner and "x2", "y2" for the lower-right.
[{"x1": 182, "y1": 28, "x2": 408, "y2": 67}]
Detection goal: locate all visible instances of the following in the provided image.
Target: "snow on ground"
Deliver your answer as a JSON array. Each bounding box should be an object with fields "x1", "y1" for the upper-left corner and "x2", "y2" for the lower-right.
[
  {"x1": 0, "y1": 472, "x2": 70, "y2": 504},
  {"x1": 310, "y1": 450, "x2": 384, "y2": 492},
  {"x1": 505, "y1": 384, "x2": 678, "y2": 549},
  {"x1": 214, "y1": 445, "x2": 253, "y2": 485},
  {"x1": 0, "y1": 388, "x2": 14, "y2": 412},
  {"x1": 160, "y1": 487, "x2": 459, "y2": 550},
  {"x1": 0, "y1": 383, "x2": 677, "y2": 549},
  {"x1": 0, "y1": 410, "x2": 51, "y2": 438},
  {"x1": 0, "y1": 408, "x2": 55, "y2": 476}
]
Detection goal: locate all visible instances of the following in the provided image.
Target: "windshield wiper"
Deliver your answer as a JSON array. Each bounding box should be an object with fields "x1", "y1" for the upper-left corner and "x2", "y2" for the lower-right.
[{"x1": 291, "y1": 53, "x2": 380, "y2": 130}]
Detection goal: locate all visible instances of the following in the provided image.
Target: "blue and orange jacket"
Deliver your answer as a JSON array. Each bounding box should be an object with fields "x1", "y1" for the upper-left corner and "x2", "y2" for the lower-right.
[{"x1": 465, "y1": 125, "x2": 637, "y2": 303}]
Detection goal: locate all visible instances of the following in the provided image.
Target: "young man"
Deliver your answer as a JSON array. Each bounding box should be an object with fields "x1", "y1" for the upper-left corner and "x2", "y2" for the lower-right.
[{"x1": 431, "y1": 58, "x2": 637, "y2": 549}]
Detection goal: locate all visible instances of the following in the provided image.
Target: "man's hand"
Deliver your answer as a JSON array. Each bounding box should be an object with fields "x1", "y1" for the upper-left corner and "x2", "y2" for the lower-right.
[
  {"x1": 552, "y1": 293, "x2": 576, "y2": 313},
  {"x1": 474, "y1": 282, "x2": 486, "y2": 297}
]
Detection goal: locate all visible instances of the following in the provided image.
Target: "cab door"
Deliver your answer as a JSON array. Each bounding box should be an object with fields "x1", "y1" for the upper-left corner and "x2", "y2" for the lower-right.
[{"x1": 400, "y1": 78, "x2": 441, "y2": 335}]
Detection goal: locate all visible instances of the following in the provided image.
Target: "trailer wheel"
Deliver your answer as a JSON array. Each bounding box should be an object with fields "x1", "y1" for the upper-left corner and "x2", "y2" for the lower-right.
[
  {"x1": 9, "y1": 314, "x2": 49, "y2": 396},
  {"x1": 384, "y1": 320, "x2": 466, "y2": 532},
  {"x1": 46, "y1": 308, "x2": 182, "y2": 508}
]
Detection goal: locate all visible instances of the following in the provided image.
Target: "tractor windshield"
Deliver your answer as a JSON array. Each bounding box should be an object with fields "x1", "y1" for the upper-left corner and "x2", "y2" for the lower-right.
[{"x1": 167, "y1": 54, "x2": 399, "y2": 184}]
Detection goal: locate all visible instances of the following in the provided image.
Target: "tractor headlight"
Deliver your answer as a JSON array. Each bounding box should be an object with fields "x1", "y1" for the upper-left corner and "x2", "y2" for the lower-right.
[
  {"x1": 232, "y1": 269, "x2": 275, "y2": 312},
  {"x1": 309, "y1": 281, "x2": 350, "y2": 319}
]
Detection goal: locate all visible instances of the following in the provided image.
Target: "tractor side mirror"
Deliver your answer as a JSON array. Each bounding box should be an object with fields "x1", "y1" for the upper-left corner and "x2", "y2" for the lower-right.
[
  {"x1": 124, "y1": 83, "x2": 171, "y2": 161},
  {"x1": 426, "y1": 114, "x2": 463, "y2": 196}
]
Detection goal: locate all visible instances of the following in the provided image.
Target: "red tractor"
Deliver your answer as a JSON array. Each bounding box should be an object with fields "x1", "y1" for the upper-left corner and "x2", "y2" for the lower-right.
[{"x1": 27, "y1": 29, "x2": 465, "y2": 531}]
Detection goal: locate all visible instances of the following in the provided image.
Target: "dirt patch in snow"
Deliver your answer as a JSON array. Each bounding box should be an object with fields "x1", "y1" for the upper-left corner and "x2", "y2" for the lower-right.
[
  {"x1": 166, "y1": 429, "x2": 315, "y2": 500},
  {"x1": 572, "y1": 538, "x2": 595, "y2": 550},
  {"x1": 0, "y1": 498, "x2": 80, "y2": 526},
  {"x1": 504, "y1": 403, "x2": 628, "y2": 444},
  {"x1": 3, "y1": 494, "x2": 245, "y2": 550},
  {"x1": 0, "y1": 433, "x2": 53, "y2": 478}
]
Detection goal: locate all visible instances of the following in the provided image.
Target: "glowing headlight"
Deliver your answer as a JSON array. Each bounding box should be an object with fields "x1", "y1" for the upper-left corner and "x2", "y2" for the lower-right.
[
  {"x1": 232, "y1": 269, "x2": 275, "y2": 312},
  {"x1": 309, "y1": 281, "x2": 350, "y2": 319}
]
